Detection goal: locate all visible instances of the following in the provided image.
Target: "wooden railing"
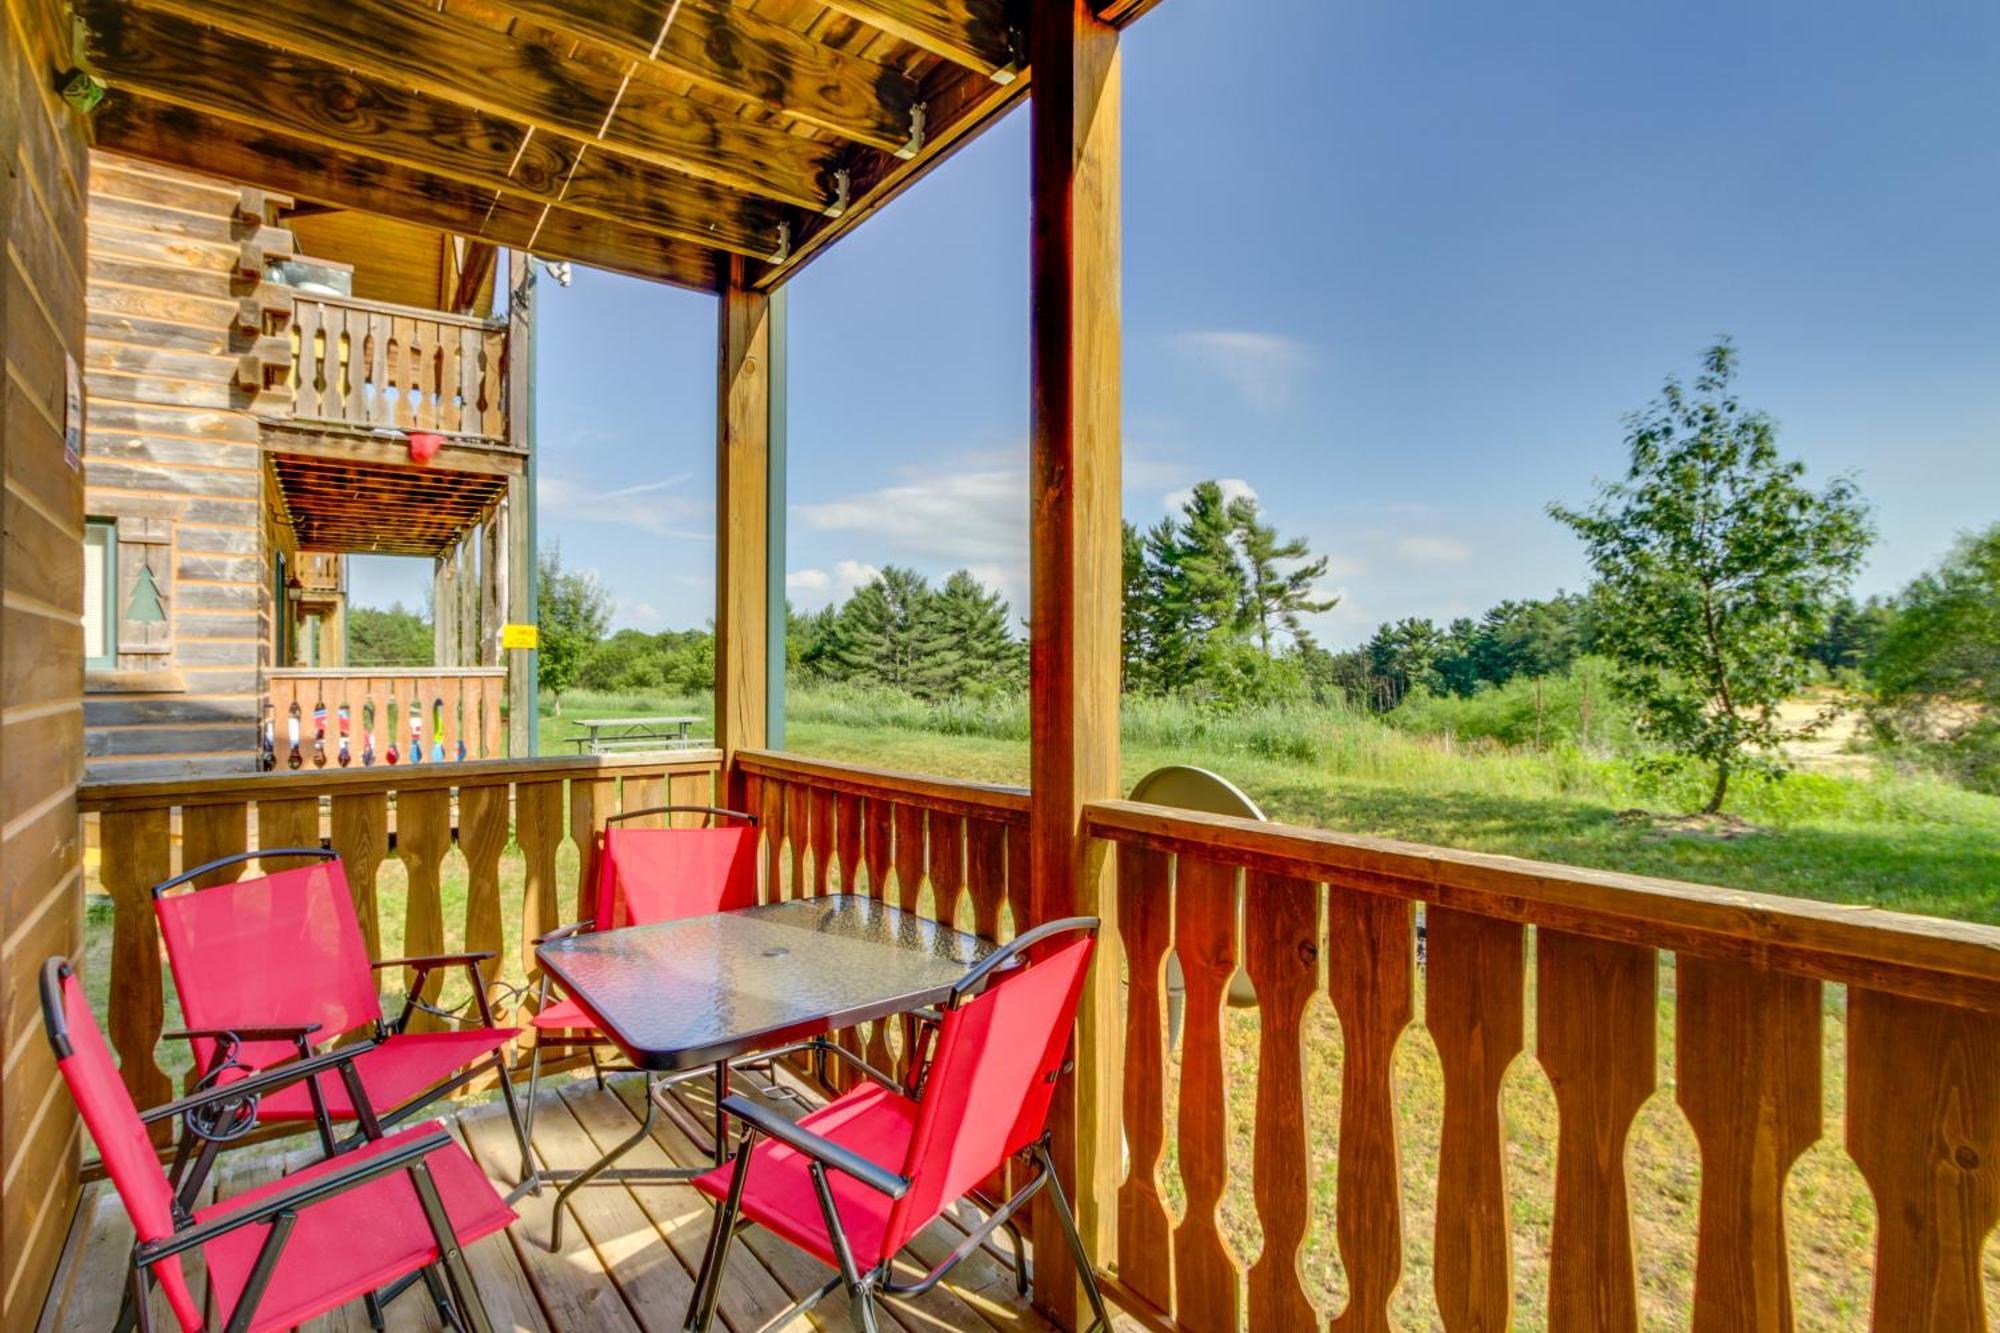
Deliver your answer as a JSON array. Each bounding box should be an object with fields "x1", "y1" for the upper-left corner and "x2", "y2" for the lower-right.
[
  {"x1": 1084, "y1": 799, "x2": 2000, "y2": 1331},
  {"x1": 288, "y1": 292, "x2": 509, "y2": 439},
  {"x1": 79, "y1": 752, "x2": 723, "y2": 1121},
  {"x1": 731, "y1": 751, "x2": 1043, "y2": 1213},
  {"x1": 268, "y1": 668, "x2": 509, "y2": 764},
  {"x1": 294, "y1": 551, "x2": 343, "y2": 593}
]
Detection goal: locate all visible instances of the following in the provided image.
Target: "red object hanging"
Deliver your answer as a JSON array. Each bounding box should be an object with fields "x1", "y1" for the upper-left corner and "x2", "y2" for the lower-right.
[{"x1": 407, "y1": 432, "x2": 445, "y2": 463}]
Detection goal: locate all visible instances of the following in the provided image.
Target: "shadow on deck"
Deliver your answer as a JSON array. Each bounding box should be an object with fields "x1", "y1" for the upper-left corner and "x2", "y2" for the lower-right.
[{"x1": 47, "y1": 1067, "x2": 1082, "y2": 1332}]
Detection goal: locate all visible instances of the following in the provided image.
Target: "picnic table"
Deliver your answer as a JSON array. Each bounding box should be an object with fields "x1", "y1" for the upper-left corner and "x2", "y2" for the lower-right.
[{"x1": 567, "y1": 714, "x2": 706, "y2": 753}]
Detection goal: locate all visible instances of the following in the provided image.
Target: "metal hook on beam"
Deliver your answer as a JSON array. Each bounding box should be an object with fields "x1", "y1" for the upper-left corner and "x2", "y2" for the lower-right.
[
  {"x1": 824, "y1": 168, "x2": 851, "y2": 220},
  {"x1": 767, "y1": 221, "x2": 791, "y2": 265},
  {"x1": 897, "y1": 103, "x2": 927, "y2": 160}
]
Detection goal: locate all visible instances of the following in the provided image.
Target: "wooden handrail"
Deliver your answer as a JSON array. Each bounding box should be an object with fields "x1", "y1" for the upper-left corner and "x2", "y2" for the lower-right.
[
  {"x1": 736, "y1": 749, "x2": 1030, "y2": 823},
  {"x1": 292, "y1": 289, "x2": 507, "y2": 332},
  {"x1": 1089, "y1": 793, "x2": 2000, "y2": 1330},
  {"x1": 80, "y1": 749, "x2": 722, "y2": 811},
  {"x1": 288, "y1": 291, "x2": 509, "y2": 438},
  {"x1": 266, "y1": 667, "x2": 506, "y2": 678},
  {"x1": 1086, "y1": 797, "x2": 2000, "y2": 1011}
]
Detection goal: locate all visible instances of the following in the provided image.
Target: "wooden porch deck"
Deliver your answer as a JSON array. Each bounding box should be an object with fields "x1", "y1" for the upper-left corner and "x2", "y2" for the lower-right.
[{"x1": 46, "y1": 1068, "x2": 1079, "y2": 1333}]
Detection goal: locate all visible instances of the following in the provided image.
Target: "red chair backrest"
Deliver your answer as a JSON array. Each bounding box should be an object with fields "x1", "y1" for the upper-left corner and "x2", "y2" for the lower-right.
[
  {"x1": 42, "y1": 961, "x2": 203, "y2": 1331},
  {"x1": 885, "y1": 934, "x2": 1096, "y2": 1253},
  {"x1": 153, "y1": 859, "x2": 381, "y2": 1073},
  {"x1": 590, "y1": 824, "x2": 759, "y2": 932}
]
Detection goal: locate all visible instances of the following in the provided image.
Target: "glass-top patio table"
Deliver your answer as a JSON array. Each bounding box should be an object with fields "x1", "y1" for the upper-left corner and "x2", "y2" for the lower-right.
[{"x1": 533, "y1": 894, "x2": 996, "y2": 1248}]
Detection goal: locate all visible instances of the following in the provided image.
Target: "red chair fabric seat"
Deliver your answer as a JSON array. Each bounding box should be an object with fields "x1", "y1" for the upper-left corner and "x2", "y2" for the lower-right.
[
  {"x1": 528, "y1": 996, "x2": 592, "y2": 1032},
  {"x1": 251, "y1": 1028, "x2": 518, "y2": 1120},
  {"x1": 692, "y1": 1082, "x2": 919, "y2": 1269},
  {"x1": 200, "y1": 1122, "x2": 515, "y2": 1333}
]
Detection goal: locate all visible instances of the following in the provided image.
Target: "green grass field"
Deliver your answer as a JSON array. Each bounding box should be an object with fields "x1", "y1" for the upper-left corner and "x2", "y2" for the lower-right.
[{"x1": 87, "y1": 686, "x2": 1999, "y2": 1327}]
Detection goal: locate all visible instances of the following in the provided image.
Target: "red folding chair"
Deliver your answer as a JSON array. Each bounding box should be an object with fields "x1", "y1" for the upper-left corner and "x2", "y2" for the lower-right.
[
  {"x1": 681, "y1": 918, "x2": 1109, "y2": 1333},
  {"x1": 40, "y1": 957, "x2": 514, "y2": 1333},
  {"x1": 150, "y1": 848, "x2": 537, "y2": 1197},
  {"x1": 524, "y1": 805, "x2": 769, "y2": 1236}
]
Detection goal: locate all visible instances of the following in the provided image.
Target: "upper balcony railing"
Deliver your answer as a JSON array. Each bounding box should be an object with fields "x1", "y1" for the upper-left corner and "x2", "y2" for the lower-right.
[{"x1": 287, "y1": 292, "x2": 510, "y2": 441}]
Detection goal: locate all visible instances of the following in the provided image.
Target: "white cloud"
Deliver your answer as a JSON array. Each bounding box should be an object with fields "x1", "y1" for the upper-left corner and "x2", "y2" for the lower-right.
[
  {"x1": 615, "y1": 598, "x2": 666, "y2": 630},
  {"x1": 540, "y1": 473, "x2": 709, "y2": 539},
  {"x1": 797, "y1": 465, "x2": 1024, "y2": 566},
  {"x1": 1162, "y1": 477, "x2": 1257, "y2": 515},
  {"x1": 1171, "y1": 331, "x2": 1312, "y2": 412},
  {"x1": 1396, "y1": 536, "x2": 1473, "y2": 564},
  {"x1": 786, "y1": 560, "x2": 883, "y2": 609}
]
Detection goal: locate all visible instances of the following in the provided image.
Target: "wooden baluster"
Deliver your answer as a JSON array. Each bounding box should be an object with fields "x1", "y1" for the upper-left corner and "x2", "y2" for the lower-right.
[
  {"x1": 1246, "y1": 869, "x2": 1321, "y2": 1333},
  {"x1": 393, "y1": 316, "x2": 417, "y2": 428},
  {"x1": 893, "y1": 804, "x2": 926, "y2": 915},
  {"x1": 1173, "y1": 854, "x2": 1245, "y2": 1333},
  {"x1": 670, "y1": 767, "x2": 712, "y2": 823},
  {"x1": 483, "y1": 324, "x2": 508, "y2": 435},
  {"x1": 835, "y1": 793, "x2": 863, "y2": 894},
  {"x1": 1117, "y1": 842, "x2": 1176, "y2": 1318},
  {"x1": 760, "y1": 777, "x2": 788, "y2": 899},
  {"x1": 570, "y1": 777, "x2": 616, "y2": 926},
  {"x1": 385, "y1": 322, "x2": 406, "y2": 429},
  {"x1": 929, "y1": 811, "x2": 963, "y2": 926},
  {"x1": 861, "y1": 798, "x2": 896, "y2": 1076},
  {"x1": 1537, "y1": 928, "x2": 1656, "y2": 1333},
  {"x1": 625, "y1": 772, "x2": 667, "y2": 827},
  {"x1": 460, "y1": 323, "x2": 481, "y2": 433},
  {"x1": 100, "y1": 807, "x2": 174, "y2": 1130},
  {"x1": 1677, "y1": 957, "x2": 1820, "y2": 1332},
  {"x1": 809, "y1": 788, "x2": 835, "y2": 896},
  {"x1": 1428, "y1": 907, "x2": 1525, "y2": 1332},
  {"x1": 1848, "y1": 986, "x2": 2000, "y2": 1332},
  {"x1": 483, "y1": 675, "x2": 504, "y2": 758},
  {"x1": 292, "y1": 300, "x2": 319, "y2": 417},
  {"x1": 460, "y1": 783, "x2": 510, "y2": 1019},
  {"x1": 368, "y1": 311, "x2": 390, "y2": 425},
  {"x1": 516, "y1": 780, "x2": 564, "y2": 1019},
  {"x1": 965, "y1": 817, "x2": 1007, "y2": 939},
  {"x1": 788, "y1": 783, "x2": 811, "y2": 902},
  {"x1": 319, "y1": 302, "x2": 341, "y2": 423},
  {"x1": 1326, "y1": 888, "x2": 1414, "y2": 1333},
  {"x1": 340, "y1": 307, "x2": 363, "y2": 424},
  {"x1": 1005, "y1": 821, "x2": 1031, "y2": 932},
  {"x1": 329, "y1": 792, "x2": 389, "y2": 960},
  {"x1": 181, "y1": 801, "x2": 247, "y2": 889},
  {"x1": 439, "y1": 674, "x2": 462, "y2": 762},
  {"x1": 830, "y1": 793, "x2": 867, "y2": 1090},
  {"x1": 398, "y1": 787, "x2": 452, "y2": 1031},
  {"x1": 257, "y1": 798, "x2": 321, "y2": 869}
]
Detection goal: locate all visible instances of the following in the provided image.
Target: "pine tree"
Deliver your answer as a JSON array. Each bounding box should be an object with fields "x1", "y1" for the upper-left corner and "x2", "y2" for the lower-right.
[
  {"x1": 918, "y1": 570, "x2": 1020, "y2": 696},
  {"x1": 830, "y1": 566, "x2": 939, "y2": 692},
  {"x1": 1226, "y1": 492, "x2": 1336, "y2": 656}
]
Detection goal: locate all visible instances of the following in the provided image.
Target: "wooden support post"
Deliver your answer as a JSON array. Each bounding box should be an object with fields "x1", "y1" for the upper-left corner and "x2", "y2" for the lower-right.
[
  {"x1": 482, "y1": 506, "x2": 505, "y2": 666},
  {"x1": 432, "y1": 551, "x2": 455, "y2": 666},
  {"x1": 1028, "y1": 1, "x2": 1123, "y2": 1323},
  {"x1": 505, "y1": 252, "x2": 537, "y2": 756},
  {"x1": 716, "y1": 255, "x2": 774, "y2": 795}
]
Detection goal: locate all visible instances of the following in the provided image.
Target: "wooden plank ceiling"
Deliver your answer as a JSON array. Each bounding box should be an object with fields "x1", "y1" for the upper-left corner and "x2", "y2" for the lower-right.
[
  {"x1": 269, "y1": 452, "x2": 511, "y2": 555},
  {"x1": 74, "y1": 0, "x2": 1088, "y2": 293}
]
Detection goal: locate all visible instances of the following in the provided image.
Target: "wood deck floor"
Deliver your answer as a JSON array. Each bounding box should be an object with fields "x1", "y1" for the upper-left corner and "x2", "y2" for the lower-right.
[{"x1": 46, "y1": 1067, "x2": 1088, "y2": 1332}]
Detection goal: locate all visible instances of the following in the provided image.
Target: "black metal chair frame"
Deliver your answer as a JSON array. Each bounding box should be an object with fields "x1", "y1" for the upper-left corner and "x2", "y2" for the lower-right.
[
  {"x1": 150, "y1": 847, "x2": 539, "y2": 1203},
  {"x1": 41, "y1": 959, "x2": 495, "y2": 1333},
  {"x1": 680, "y1": 917, "x2": 1113, "y2": 1333}
]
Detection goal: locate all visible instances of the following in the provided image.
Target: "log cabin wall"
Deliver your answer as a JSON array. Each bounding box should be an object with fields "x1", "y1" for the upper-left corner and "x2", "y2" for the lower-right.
[
  {"x1": 80, "y1": 152, "x2": 293, "y2": 780},
  {"x1": 0, "y1": 0, "x2": 90, "y2": 1321}
]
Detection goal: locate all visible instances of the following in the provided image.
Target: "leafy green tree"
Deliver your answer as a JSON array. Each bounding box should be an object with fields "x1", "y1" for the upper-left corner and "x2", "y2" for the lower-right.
[
  {"x1": 537, "y1": 544, "x2": 611, "y2": 715},
  {"x1": 348, "y1": 602, "x2": 432, "y2": 666},
  {"x1": 831, "y1": 566, "x2": 940, "y2": 692},
  {"x1": 1366, "y1": 617, "x2": 1446, "y2": 707},
  {"x1": 919, "y1": 570, "x2": 1021, "y2": 696},
  {"x1": 1227, "y1": 492, "x2": 1337, "y2": 656},
  {"x1": 1868, "y1": 524, "x2": 2000, "y2": 792},
  {"x1": 1809, "y1": 594, "x2": 1898, "y2": 677},
  {"x1": 1550, "y1": 341, "x2": 1872, "y2": 812}
]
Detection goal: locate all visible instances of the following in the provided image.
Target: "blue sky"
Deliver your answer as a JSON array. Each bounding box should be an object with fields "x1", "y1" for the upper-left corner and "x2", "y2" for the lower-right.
[{"x1": 352, "y1": 0, "x2": 2000, "y2": 649}]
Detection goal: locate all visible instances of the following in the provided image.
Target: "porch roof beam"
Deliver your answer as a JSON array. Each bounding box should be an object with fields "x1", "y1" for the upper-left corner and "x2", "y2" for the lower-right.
[
  {"x1": 82, "y1": 5, "x2": 796, "y2": 260},
  {"x1": 93, "y1": 95, "x2": 733, "y2": 292},
  {"x1": 816, "y1": 0, "x2": 1020, "y2": 81},
  {"x1": 480, "y1": 0, "x2": 924, "y2": 153},
  {"x1": 103, "y1": 0, "x2": 843, "y2": 213}
]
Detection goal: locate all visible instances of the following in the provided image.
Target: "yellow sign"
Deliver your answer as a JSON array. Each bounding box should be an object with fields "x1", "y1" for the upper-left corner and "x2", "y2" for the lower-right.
[{"x1": 501, "y1": 623, "x2": 539, "y2": 650}]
